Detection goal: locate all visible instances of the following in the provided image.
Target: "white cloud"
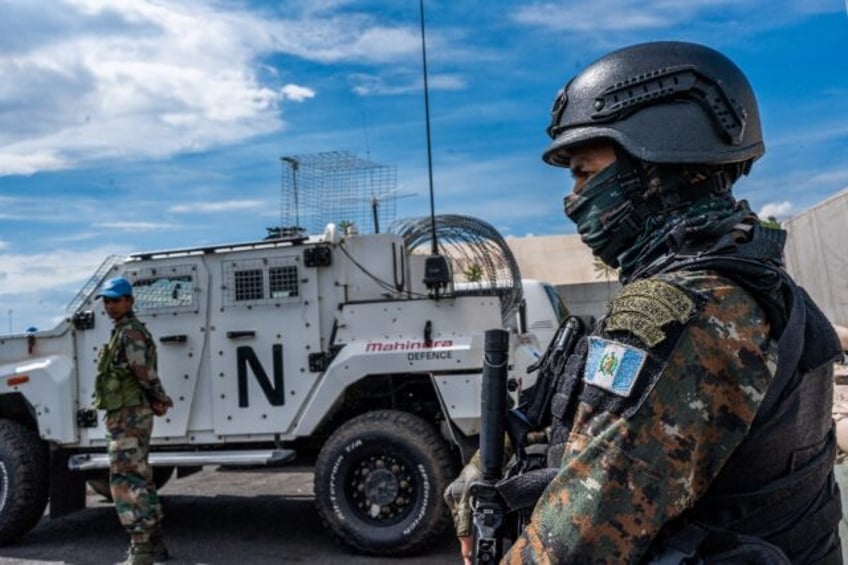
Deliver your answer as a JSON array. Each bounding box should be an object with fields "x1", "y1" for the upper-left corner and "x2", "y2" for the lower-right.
[
  {"x1": 169, "y1": 200, "x2": 265, "y2": 214},
  {"x1": 0, "y1": 152, "x2": 71, "y2": 176},
  {"x1": 428, "y1": 75, "x2": 466, "y2": 90},
  {"x1": 281, "y1": 84, "x2": 316, "y2": 102},
  {"x1": 0, "y1": 245, "x2": 134, "y2": 332},
  {"x1": 513, "y1": 0, "x2": 837, "y2": 32},
  {"x1": 276, "y1": 21, "x2": 422, "y2": 64},
  {"x1": 351, "y1": 73, "x2": 465, "y2": 96},
  {"x1": 759, "y1": 201, "x2": 793, "y2": 219},
  {"x1": 94, "y1": 221, "x2": 178, "y2": 231},
  {"x1": 0, "y1": 0, "x2": 439, "y2": 177},
  {"x1": 0, "y1": 194, "x2": 101, "y2": 222},
  {"x1": 0, "y1": 245, "x2": 130, "y2": 296},
  {"x1": 742, "y1": 157, "x2": 848, "y2": 218},
  {"x1": 0, "y1": 1, "x2": 285, "y2": 175},
  {"x1": 44, "y1": 232, "x2": 100, "y2": 244},
  {"x1": 515, "y1": 2, "x2": 673, "y2": 31}
]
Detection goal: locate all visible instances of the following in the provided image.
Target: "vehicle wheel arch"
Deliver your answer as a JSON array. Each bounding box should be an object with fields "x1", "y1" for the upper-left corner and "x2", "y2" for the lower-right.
[
  {"x1": 312, "y1": 372, "x2": 448, "y2": 440},
  {"x1": 0, "y1": 392, "x2": 39, "y2": 433}
]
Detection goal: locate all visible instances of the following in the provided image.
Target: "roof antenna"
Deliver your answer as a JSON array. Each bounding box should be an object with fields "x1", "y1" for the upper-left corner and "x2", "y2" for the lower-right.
[{"x1": 418, "y1": 0, "x2": 450, "y2": 297}]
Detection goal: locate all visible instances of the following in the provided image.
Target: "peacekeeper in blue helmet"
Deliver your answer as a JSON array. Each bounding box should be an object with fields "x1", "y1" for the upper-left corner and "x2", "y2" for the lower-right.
[
  {"x1": 94, "y1": 276, "x2": 173, "y2": 565},
  {"x1": 445, "y1": 41, "x2": 843, "y2": 564}
]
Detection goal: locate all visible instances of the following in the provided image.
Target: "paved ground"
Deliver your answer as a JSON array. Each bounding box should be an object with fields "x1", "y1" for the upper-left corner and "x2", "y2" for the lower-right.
[
  {"x1": 4, "y1": 463, "x2": 848, "y2": 564},
  {"x1": 0, "y1": 465, "x2": 459, "y2": 565}
]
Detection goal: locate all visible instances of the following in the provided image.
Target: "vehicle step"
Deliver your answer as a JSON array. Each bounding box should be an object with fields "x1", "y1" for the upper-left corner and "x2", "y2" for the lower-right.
[{"x1": 68, "y1": 448, "x2": 297, "y2": 471}]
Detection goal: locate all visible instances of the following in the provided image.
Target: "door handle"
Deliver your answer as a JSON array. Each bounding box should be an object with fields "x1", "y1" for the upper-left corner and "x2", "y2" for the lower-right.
[
  {"x1": 226, "y1": 330, "x2": 256, "y2": 339},
  {"x1": 159, "y1": 335, "x2": 187, "y2": 344}
]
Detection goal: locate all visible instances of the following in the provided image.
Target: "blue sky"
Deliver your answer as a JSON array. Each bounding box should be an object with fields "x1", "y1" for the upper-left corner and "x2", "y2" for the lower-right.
[{"x1": 1, "y1": 0, "x2": 847, "y2": 332}]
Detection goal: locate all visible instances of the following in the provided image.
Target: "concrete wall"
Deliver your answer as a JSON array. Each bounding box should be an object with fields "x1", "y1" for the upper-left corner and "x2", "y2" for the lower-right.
[
  {"x1": 784, "y1": 188, "x2": 848, "y2": 327},
  {"x1": 507, "y1": 233, "x2": 619, "y2": 320},
  {"x1": 556, "y1": 281, "x2": 620, "y2": 322}
]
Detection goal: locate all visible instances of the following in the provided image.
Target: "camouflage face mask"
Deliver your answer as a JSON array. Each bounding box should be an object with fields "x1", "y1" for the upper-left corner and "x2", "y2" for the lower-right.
[{"x1": 563, "y1": 161, "x2": 642, "y2": 268}]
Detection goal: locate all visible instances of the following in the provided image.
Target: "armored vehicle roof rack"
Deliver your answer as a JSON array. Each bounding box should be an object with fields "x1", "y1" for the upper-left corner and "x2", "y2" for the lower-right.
[{"x1": 129, "y1": 232, "x2": 314, "y2": 261}]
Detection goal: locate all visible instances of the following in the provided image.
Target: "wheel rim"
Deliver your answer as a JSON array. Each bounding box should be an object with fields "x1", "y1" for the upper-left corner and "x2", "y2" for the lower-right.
[{"x1": 346, "y1": 448, "x2": 419, "y2": 526}]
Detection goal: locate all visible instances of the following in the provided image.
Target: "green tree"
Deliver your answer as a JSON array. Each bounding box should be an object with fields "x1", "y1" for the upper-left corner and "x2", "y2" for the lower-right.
[
  {"x1": 464, "y1": 263, "x2": 484, "y2": 282},
  {"x1": 593, "y1": 256, "x2": 618, "y2": 280},
  {"x1": 761, "y1": 215, "x2": 781, "y2": 229}
]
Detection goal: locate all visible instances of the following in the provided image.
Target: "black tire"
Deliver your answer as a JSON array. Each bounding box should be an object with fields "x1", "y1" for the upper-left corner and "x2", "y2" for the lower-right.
[
  {"x1": 314, "y1": 410, "x2": 455, "y2": 556},
  {"x1": 88, "y1": 465, "x2": 174, "y2": 501},
  {"x1": 0, "y1": 419, "x2": 49, "y2": 545}
]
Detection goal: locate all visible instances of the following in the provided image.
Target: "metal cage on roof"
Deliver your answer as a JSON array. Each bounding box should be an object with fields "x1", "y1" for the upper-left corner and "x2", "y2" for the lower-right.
[{"x1": 279, "y1": 151, "x2": 398, "y2": 235}]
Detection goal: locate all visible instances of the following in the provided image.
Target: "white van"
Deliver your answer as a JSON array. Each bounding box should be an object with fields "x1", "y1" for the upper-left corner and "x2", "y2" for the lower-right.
[
  {"x1": 519, "y1": 279, "x2": 570, "y2": 348},
  {"x1": 454, "y1": 278, "x2": 569, "y2": 349}
]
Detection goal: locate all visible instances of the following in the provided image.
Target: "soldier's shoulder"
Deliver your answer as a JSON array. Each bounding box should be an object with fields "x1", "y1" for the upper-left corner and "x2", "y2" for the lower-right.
[
  {"x1": 603, "y1": 270, "x2": 759, "y2": 350},
  {"x1": 602, "y1": 275, "x2": 701, "y2": 349},
  {"x1": 653, "y1": 269, "x2": 743, "y2": 294},
  {"x1": 119, "y1": 321, "x2": 149, "y2": 344},
  {"x1": 654, "y1": 269, "x2": 765, "y2": 326},
  {"x1": 125, "y1": 316, "x2": 152, "y2": 337}
]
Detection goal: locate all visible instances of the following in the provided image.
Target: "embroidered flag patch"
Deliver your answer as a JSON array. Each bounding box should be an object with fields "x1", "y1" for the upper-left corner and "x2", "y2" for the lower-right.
[{"x1": 583, "y1": 336, "x2": 648, "y2": 397}]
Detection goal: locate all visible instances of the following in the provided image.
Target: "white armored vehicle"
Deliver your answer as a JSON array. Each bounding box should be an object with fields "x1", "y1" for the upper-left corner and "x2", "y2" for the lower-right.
[{"x1": 0, "y1": 214, "x2": 551, "y2": 556}]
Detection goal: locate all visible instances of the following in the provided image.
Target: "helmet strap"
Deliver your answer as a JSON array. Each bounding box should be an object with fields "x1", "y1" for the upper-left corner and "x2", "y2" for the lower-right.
[{"x1": 611, "y1": 145, "x2": 654, "y2": 226}]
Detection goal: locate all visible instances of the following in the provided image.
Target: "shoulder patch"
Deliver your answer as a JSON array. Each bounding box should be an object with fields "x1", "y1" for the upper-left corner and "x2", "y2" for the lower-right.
[
  {"x1": 583, "y1": 336, "x2": 647, "y2": 397},
  {"x1": 604, "y1": 278, "x2": 695, "y2": 347}
]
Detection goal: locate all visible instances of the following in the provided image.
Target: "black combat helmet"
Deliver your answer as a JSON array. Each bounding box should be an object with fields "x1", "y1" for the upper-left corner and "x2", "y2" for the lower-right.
[{"x1": 543, "y1": 41, "x2": 765, "y2": 171}]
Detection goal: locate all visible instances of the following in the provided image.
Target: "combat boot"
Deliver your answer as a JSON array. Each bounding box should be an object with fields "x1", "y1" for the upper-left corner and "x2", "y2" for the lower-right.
[
  {"x1": 122, "y1": 541, "x2": 154, "y2": 565},
  {"x1": 150, "y1": 533, "x2": 169, "y2": 562}
]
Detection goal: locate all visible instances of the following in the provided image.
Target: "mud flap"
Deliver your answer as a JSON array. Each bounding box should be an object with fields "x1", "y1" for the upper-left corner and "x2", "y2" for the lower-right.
[{"x1": 49, "y1": 448, "x2": 87, "y2": 518}]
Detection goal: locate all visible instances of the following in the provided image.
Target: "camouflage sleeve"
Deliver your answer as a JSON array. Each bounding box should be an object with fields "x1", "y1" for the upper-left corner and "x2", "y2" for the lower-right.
[
  {"x1": 121, "y1": 328, "x2": 171, "y2": 405},
  {"x1": 503, "y1": 273, "x2": 774, "y2": 564}
]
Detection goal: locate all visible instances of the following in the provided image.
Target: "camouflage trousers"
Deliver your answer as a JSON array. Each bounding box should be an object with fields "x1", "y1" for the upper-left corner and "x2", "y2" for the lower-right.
[{"x1": 105, "y1": 405, "x2": 163, "y2": 540}]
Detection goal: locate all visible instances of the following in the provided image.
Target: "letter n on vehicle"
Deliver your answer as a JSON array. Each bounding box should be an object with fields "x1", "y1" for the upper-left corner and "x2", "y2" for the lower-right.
[{"x1": 237, "y1": 345, "x2": 285, "y2": 407}]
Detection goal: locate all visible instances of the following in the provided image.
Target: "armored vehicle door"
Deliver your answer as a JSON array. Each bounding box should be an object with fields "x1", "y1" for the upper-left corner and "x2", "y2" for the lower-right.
[
  {"x1": 73, "y1": 260, "x2": 207, "y2": 443},
  {"x1": 208, "y1": 251, "x2": 322, "y2": 436},
  {"x1": 127, "y1": 261, "x2": 208, "y2": 438}
]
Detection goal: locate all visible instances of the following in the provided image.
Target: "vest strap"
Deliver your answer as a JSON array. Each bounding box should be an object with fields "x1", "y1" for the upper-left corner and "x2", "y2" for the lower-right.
[
  {"x1": 647, "y1": 522, "x2": 709, "y2": 564},
  {"x1": 495, "y1": 468, "x2": 559, "y2": 513}
]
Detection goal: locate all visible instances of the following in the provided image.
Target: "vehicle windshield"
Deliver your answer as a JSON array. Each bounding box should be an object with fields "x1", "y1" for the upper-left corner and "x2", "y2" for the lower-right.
[{"x1": 543, "y1": 283, "x2": 569, "y2": 322}]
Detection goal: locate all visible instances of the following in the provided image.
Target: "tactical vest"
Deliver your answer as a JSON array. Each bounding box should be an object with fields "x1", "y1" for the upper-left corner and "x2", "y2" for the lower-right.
[
  {"x1": 645, "y1": 253, "x2": 843, "y2": 563},
  {"x1": 499, "y1": 226, "x2": 843, "y2": 563},
  {"x1": 93, "y1": 316, "x2": 152, "y2": 411}
]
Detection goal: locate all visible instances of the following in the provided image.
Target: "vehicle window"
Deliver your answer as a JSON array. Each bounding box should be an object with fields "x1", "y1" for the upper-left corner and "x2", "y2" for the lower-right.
[
  {"x1": 543, "y1": 284, "x2": 569, "y2": 322},
  {"x1": 269, "y1": 265, "x2": 299, "y2": 298},
  {"x1": 129, "y1": 265, "x2": 196, "y2": 313},
  {"x1": 234, "y1": 269, "x2": 264, "y2": 301},
  {"x1": 224, "y1": 258, "x2": 301, "y2": 307}
]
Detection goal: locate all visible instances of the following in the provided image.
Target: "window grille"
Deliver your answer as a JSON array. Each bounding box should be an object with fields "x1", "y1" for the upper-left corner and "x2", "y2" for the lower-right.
[
  {"x1": 126, "y1": 265, "x2": 196, "y2": 313},
  {"x1": 234, "y1": 269, "x2": 264, "y2": 301},
  {"x1": 223, "y1": 258, "x2": 301, "y2": 307},
  {"x1": 270, "y1": 265, "x2": 299, "y2": 298}
]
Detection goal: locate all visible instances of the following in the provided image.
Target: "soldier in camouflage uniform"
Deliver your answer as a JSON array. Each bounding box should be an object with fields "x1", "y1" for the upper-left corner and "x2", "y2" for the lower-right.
[
  {"x1": 95, "y1": 277, "x2": 174, "y2": 565},
  {"x1": 446, "y1": 42, "x2": 843, "y2": 564}
]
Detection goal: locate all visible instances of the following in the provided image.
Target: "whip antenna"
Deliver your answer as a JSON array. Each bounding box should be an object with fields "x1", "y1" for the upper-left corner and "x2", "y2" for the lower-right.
[{"x1": 418, "y1": 0, "x2": 450, "y2": 296}]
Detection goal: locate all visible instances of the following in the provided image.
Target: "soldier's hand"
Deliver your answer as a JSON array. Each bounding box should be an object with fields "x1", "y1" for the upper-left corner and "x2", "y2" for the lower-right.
[
  {"x1": 151, "y1": 395, "x2": 173, "y2": 417},
  {"x1": 459, "y1": 535, "x2": 473, "y2": 565},
  {"x1": 443, "y1": 459, "x2": 483, "y2": 539}
]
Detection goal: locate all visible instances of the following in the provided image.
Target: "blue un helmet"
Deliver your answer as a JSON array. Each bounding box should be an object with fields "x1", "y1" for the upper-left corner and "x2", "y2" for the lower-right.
[{"x1": 97, "y1": 277, "x2": 133, "y2": 299}]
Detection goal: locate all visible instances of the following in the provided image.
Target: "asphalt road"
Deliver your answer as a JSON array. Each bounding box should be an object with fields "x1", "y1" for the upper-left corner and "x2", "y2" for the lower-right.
[{"x1": 0, "y1": 466, "x2": 459, "y2": 565}]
